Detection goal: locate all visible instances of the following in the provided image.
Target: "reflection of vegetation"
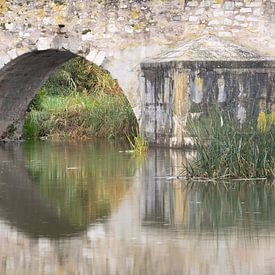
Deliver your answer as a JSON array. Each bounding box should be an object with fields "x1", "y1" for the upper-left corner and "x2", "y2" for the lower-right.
[
  {"x1": 23, "y1": 141, "x2": 136, "y2": 229},
  {"x1": 185, "y1": 109, "x2": 275, "y2": 179}
]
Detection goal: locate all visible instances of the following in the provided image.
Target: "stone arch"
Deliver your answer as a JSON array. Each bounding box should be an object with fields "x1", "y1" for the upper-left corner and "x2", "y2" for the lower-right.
[{"x1": 0, "y1": 47, "x2": 138, "y2": 139}]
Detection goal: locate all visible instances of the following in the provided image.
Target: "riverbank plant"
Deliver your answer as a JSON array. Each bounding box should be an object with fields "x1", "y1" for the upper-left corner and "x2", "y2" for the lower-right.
[
  {"x1": 126, "y1": 130, "x2": 148, "y2": 155},
  {"x1": 23, "y1": 92, "x2": 137, "y2": 140},
  {"x1": 184, "y1": 108, "x2": 275, "y2": 179},
  {"x1": 23, "y1": 57, "x2": 138, "y2": 140}
]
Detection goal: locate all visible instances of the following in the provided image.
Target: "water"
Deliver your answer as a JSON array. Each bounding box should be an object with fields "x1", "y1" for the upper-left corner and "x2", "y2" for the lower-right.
[{"x1": 0, "y1": 141, "x2": 275, "y2": 275}]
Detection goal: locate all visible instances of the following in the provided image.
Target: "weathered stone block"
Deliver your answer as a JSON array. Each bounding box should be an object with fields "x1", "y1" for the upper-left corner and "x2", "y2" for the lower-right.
[
  {"x1": 189, "y1": 16, "x2": 198, "y2": 22},
  {"x1": 208, "y1": 19, "x2": 220, "y2": 26},
  {"x1": 218, "y1": 31, "x2": 232, "y2": 37},
  {"x1": 235, "y1": 2, "x2": 244, "y2": 8},
  {"x1": 235, "y1": 15, "x2": 246, "y2": 21},
  {"x1": 253, "y1": 8, "x2": 262, "y2": 16},
  {"x1": 247, "y1": 2, "x2": 262, "y2": 8},
  {"x1": 187, "y1": 1, "x2": 199, "y2": 7},
  {"x1": 213, "y1": 10, "x2": 224, "y2": 17},
  {"x1": 140, "y1": 36, "x2": 275, "y2": 148},
  {"x1": 224, "y1": 1, "x2": 235, "y2": 10},
  {"x1": 247, "y1": 16, "x2": 258, "y2": 22},
  {"x1": 37, "y1": 37, "x2": 52, "y2": 51},
  {"x1": 0, "y1": 51, "x2": 10, "y2": 69},
  {"x1": 195, "y1": 8, "x2": 205, "y2": 15},
  {"x1": 224, "y1": 18, "x2": 233, "y2": 25},
  {"x1": 240, "y1": 7, "x2": 252, "y2": 13}
]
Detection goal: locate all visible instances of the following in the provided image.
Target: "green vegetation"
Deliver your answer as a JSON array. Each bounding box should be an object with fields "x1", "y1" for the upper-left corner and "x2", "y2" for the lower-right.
[
  {"x1": 37, "y1": 57, "x2": 122, "y2": 97},
  {"x1": 23, "y1": 57, "x2": 137, "y2": 140},
  {"x1": 184, "y1": 109, "x2": 275, "y2": 180},
  {"x1": 0, "y1": 0, "x2": 8, "y2": 14},
  {"x1": 23, "y1": 93, "x2": 136, "y2": 139},
  {"x1": 127, "y1": 131, "x2": 148, "y2": 155}
]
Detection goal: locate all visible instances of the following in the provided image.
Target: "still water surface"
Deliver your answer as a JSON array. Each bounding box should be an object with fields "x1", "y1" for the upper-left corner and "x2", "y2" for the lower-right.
[{"x1": 0, "y1": 141, "x2": 275, "y2": 275}]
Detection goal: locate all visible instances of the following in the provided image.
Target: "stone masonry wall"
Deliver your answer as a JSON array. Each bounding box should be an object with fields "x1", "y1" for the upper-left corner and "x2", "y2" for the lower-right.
[
  {"x1": 0, "y1": 1, "x2": 274, "y2": 52},
  {"x1": 0, "y1": 0, "x2": 274, "y2": 139}
]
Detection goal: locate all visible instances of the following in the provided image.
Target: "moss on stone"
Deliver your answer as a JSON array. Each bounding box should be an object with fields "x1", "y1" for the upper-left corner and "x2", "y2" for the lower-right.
[
  {"x1": 128, "y1": 9, "x2": 140, "y2": 20},
  {"x1": 133, "y1": 21, "x2": 146, "y2": 31},
  {"x1": 0, "y1": 0, "x2": 8, "y2": 14}
]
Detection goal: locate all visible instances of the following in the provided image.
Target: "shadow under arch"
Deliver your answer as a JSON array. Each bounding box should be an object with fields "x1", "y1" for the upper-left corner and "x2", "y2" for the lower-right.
[{"x1": 0, "y1": 49, "x2": 78, "y2": 138}]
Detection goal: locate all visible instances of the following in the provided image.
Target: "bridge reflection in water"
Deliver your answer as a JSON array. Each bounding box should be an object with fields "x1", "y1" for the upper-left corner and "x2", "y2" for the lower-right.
[
  {"x1": 0, "y1": 141, "x2": 275, "y2": 274},
  {"x1": 0, "y1": 141, "x2": 133, "y2": 238}
]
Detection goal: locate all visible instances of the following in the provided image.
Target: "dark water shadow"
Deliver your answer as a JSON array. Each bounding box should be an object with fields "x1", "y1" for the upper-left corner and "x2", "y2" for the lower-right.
[
  {"x1": 0, "y1": 141, "x2": 134, "y2": 239},
  {"x1": 0, "y1": 143, "x2": 80, "y2": 238}
]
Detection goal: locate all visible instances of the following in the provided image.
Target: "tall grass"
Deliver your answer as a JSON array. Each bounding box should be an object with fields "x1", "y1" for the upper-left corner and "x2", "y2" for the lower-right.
[
  {"x1": 23, "y1": 57, "x2": 138, "y2": 140},
  {"x1": 23, "y1": 93, "x2": 137, "y2": 140},
  {"x1": 126, "y1": 130, "x2": 148, "y2": 155},
  {"x1": 184, "y1": 109, "x2": 275, "y2": 179}
]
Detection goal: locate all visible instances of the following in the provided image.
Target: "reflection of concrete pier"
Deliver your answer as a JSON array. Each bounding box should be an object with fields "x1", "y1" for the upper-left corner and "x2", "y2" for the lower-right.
[
  {"x1": 134, "y1": 149, "x2": 275, "y2": 234},
  {"x1": 0, "y1": 143, "x2": 81, "y2": 238},
  {"x1": 84, "y1": 149, "x2": 275, "y2": 275}
]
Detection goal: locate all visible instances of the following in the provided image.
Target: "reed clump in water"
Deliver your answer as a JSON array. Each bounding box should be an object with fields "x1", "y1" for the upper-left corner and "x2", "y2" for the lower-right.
[
  {"x1": 184, "y1": 109, "x2": 275, "y2": 180},
  {"x1": 126, "y1": 130, "x2": 148, "y2": 155}
]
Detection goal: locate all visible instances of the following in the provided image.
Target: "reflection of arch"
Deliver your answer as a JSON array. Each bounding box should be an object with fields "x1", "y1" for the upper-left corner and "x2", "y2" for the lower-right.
[
  {"x1": 22, "y1": 140, "x2": 134, "y2": 230},
  {"x1": 0, "y1": 141, "x2": 134, "y2": 239},
  {"x1": 0, "y1": 143, "x2": 83, "y2": 238},
  {"x1": 0, "y1": 49, "x2": 137, "y2": 139}
]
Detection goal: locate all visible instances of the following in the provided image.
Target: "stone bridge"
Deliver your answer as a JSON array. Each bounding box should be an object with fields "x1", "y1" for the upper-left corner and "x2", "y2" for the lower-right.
[{"x1": 0, "y1": 0, "x2": 274, "y2": 145}]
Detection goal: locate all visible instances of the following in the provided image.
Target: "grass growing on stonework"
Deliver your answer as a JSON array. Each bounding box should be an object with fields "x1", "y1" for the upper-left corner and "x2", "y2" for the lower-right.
[
  {"x1": 184, "y1": 108, "x2": 275, "y2": 180},
  {"x1": 23, "y1": 57, "x2": 138, "y2": 140}
]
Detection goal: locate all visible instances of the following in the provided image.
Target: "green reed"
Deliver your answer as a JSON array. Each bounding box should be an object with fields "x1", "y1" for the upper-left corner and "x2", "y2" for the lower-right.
[
  {"x1": 185, "y1": 109, "x2": 275, "y2": 179},
  {"x1": 126, "y1": 129, "x2": 148, "y2": 155}
]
